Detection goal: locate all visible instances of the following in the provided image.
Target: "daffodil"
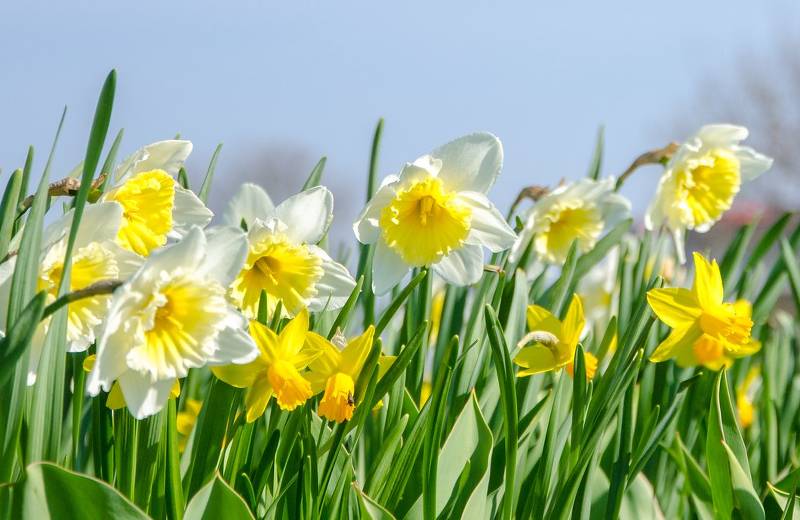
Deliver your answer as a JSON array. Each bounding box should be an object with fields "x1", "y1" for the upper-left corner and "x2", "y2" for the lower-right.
[
  {"x1": 566, "y1": 351, "x2": 598, "y2": 380},
  {"x1": 353, "y1": 133, "x2": 517, "y2": 294},
  {"x1": 510, "y1": 177, "x2": 630, "y2": 264},
  {"x1": 82, "y1": 354, "x2": 179, "y2": 410},
  {"x1": 177, "y1": 399, "x2": 203, "y2": 452},
  {"x1": 647, "y1": 252, "x2": 760, "y2": 370},
  {"x1": 223, "y1": 184, "x2": 356, "y2": 318},
  {"x1": 645, "y1": 125, "x2": 772, "y2": 262},
  {"x1": 87, "y1": 226, "x2": 258, "y2": 419},
  {"x1": 306, "y1": 326, "x2": 375, "y2": 422},
  {"x1": 513, "y1": 295, "x2": 585, "y2": 376},
  {"x1": 736, "y1": 366, "x2": 760, "y2": 429},
  {"x1": 211, "y1": 310, "x2": 320, "y2": 422},
  {"x1": 0, "y1": 202, "x2": 141, "y2": 384},
  {"x1": 101, "y1": 140, "x2": 213, "y2": 256}
]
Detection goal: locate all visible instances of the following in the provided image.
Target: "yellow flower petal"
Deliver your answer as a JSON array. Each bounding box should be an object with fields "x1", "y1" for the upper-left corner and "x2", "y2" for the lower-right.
[
  {"x1": 318, "y1": 372, "x2": 355, "y2": 423},
  {"x1": 646, "y1": 288, "x2": 700, "y2": 328},
  {"x1": 106, "y1": 383, "x2": 126, "y2": 410},
  {"x1": 340, "y1": 326, "x2": 375, "y2": 378},
  {"x1": 561, "y1": 295, "x2": 585, "y2": 346},
  {"x1": 279, "y1": 308, "x2": 309, "y2": 357},
  {"x1": 525, "y1": 305, "x2": 561, "y2": 337},
  {"x1": 692, "y1": 252, "x2": 723, "y2": 309},
  {"x1": 513, "y1": 345, "x2": 558, "y2": 376},
  {"x1": 244, "y1": 377, "x2": 273, "y2": 423},
  {"x1": 248, "y1": 321, "x2": 280, "y2": 362},
  {"x1": 649, "y1": 324, "x2": 702, "y2": 363},
  {"x1": 211, "y1": 362, "x2": 263, "y2": 388}
]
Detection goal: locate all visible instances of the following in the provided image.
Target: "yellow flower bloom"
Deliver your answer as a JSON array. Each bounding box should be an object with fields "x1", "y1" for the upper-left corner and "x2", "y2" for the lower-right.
[
  {"x1": 645, "y1": 125, "x2": 772, "y2": 262},
  {"x1": 177, "y1": 399, "x2": 203, "y2": 452},
  {"x1": 513, "y1": 295, "x2": 585, "y2": 376},
  {"x1": 306, "y1": 327, "x2": 375, "y2": 423},
  {"x1": 566, "y1": 351, "x2": 598, "y2": 380},
  {"x1": 647, "y1": 252, "x2": 760, "y2": 369},
  {"x1": 211, "y1": 310, "x2": 320, "y2": 422},
  {"x1": 736, "y1": 366, "x2": 760, "y2": 429}
]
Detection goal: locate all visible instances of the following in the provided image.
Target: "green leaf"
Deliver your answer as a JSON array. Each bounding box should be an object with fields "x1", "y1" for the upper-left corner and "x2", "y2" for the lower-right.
[
  {"x1": 768, "y1": 483, "x2": 799, "y2": 520},
  {"x1": 199, "y1": 143, "x2": 223, "y2": 203},
  {"x1": 589, "y1": 471, "x2": 664, "y2": 520},
  {"x1": 722, "y1": 442, "x2": 765, "y2": 520},
  {"x1": 353, "y1": 483, "x2": 396, "y2": 519},
  {"x1": 0, "y1": 291, "x2": 46, "y2": 386},
  {"x1": 184, "y1": 474, "x2": 254, "y2": 520},
  {"x1": 587, "y1": 125, "x2": 604, "y2": 180},
  {"x1": 0, "y1": 168, "x2": 22, "y2": 258},
  {"x1": 11, "y1": 462, "x2": 148, "y2": 519},
  {"x1": 302, "y1": 156, "x2": 326, "y2": 190}
]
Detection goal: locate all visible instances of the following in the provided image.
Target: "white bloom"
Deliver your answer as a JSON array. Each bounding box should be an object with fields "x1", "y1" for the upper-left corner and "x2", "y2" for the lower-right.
[
  {"x1": 353, "y1": 133, "x2": 516, "y2": 294},
  {"x1": 0, "y1": 202, "x2": 142, "y2": 384},
  {"x1": 223, "y1": 184, "x2": 356, "y2": 318},
  {"x1": 510, "y1": 177, "x2": 630, "y2": 265},
  {"x1": 100, "y1": 140, "x2": 213, "y2": 256},
  {"x1": 645, "y1": 124, "x2": 772, "y2": 262},
  {"x1": 87, "y1": 226, "x2": 258, "y2": 419}
]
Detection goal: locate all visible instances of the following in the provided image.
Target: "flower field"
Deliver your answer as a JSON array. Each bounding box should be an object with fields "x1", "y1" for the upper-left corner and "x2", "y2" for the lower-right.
[{"x1": 1, "y1": 70, "x2": 799, "y2": 519}]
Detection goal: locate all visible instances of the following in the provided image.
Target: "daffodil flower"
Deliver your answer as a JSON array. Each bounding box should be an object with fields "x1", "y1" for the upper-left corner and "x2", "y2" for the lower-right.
[
  {"x1": 513, "y1": 295, "x2": 585, "y2": 376},
  {"x1": 510, "y1": 177, "x2": 630, "y2": 265},
  {"x1": 101, "y1": 140, "x2": 213, "y2": 256},
  {"x1": 645, "y1": 125, "x2": 772, "y2": 262},
  {"x1": 566, "y1": 351, "x2": 598, "y2": 380},
  {"x1": 82, "y1": 354, "x2": 179, "y2": 410},
  {"x1": 0, "y1": 202, "x2": 141, "y2": 384},
  {"x1": 87, "y1": 226, "x2": 258, "y2": 419},
  {"x1": 647, "y1": 252, "x2": 760, "y2": 370},
  {"x1": 223, "y1": 184, "x2": 356, "y2": 318},
  {"x1": 353, "y1": 133, "x2": 517, "y2": 294},
  {"x1": 306, "y1": 326, "x2": 375, "y2": 423},
  {"x1": 736, "y1": 365, "x2": 760, "y2": 429},
  {"x1": 177, "y1": 399, "x2": 203, "y2": 452},
  {"x1": 211, "y1": 309, "x2": 320, "y2": 422}
]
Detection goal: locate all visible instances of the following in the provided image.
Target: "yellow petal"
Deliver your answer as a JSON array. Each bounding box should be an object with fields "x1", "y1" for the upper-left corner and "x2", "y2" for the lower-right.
[
  {"x1": 526, "y1": 305, "x2": 562, "y2": 337},
  {"x1": 83, "y1": 354, "x2": 97, "y2": 373},
  {"x1": 170, "y1": 379, "x2": 181, "y2": 399},
  {"x1": 692, "y1": 252, "x2": 723, "y2": 309},
  {"x1": 106, "y1": 383, "x2": 126, "y2": 410},
  {"x1": 249, "y1": 320, "x2": 280, "y2": 362},
  {"x1": 279, "y1": 308, "x2": 309, "y2": 356},
  {"x1": 649, "y1": 324, "x2": 702, "y2": 363},
  {"x1": 340, "y1": 326, "x2": 375, "y2": 378},
  {"x1": 377, "y1": 355, "x2": 396, "y2": 379},
  {"x1": 647, "y1": 288, "x2": 701, "y2": 328},
  {"x1": 561, "y1": 295, "x2": 585, "y2": 346},
  {"x1": 244, "y1": 377, "x2": 273, "y2": 423},
  {"x1": 513, "y1": 345, "x2": 557, "y2": 376},
  {"x1": 211, "y1": 362, "x2": 263, "y2": 388}
]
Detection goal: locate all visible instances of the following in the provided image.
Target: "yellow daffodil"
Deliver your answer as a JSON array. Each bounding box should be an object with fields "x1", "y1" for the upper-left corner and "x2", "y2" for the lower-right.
[
  {"x1": 306, "y1": 326, "x2": 375, "y2": 422},
  {"x1": 419, "y1": 380, "x2": 433, "y2": 407},
  {"x1": 510, "y1": 178, "x2": 630, "y2": 264},
  {"x1": 513, "y1": 295, "x2": 585, "y2": 376},
  {"x1": 211, "y1": 310, "x2": 320, "y2": 422},
  {"x1": 0, "y1": 202, "x2": 141, "y2": 384},
  {"x1": 566, "y1": 351, "x2": 598, "y2": 380},
  {"x1": 177, "y1": 399, "x2": 203, "y2": 452},
  {"x1": 354, "y1": 133, "x2": 517, "y2": 294},
  {"x1": 82, "y1": 354, "x2": 179, "y2": 410},
  {"x1": 645, "y1": 125, "x2": 772, "y2": 262},
  {"x1": 736, "y1": 366, "x2": 760, "y2": 429},
  {"x1": 647, "y1": 252, "x2": 760, "y2": 369},
  {"x1": 101, "y1": 140, "x2": 213, "y2": 256},
  {"x1": 87, "y1": 226, "x2": 258, "y2": 419},
  {"x1": 224, "y1": 184, "x2": 356, "y2": 318}
]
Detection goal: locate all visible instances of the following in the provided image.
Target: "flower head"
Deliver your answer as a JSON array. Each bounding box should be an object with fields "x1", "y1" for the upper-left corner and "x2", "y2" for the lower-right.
[
  {"x1": 102, "y1": 140, "x2": 213, "y2": 256},
  {"x1": 354, "y1": 133, "x2": 516, "y2": 294},
  {"x1": 511, "y1": 177, "x2": 630, "y2": 264},
  {"x1": 224, "y1": 184, "x2": 356, "y2": 318},
  {"x1": 647, "y1": 252, "x2": 760, "y2": 370},
  {"x1": 645, "y1": 125, "x2": 772, "y2": 262},
  {"x1": 211, "y1": 310, "x2": 320, "y2": 421},
  {"x1": 306, "y1": 326, "x2": 375, "y2": 423},
  {"x1": 513, "y1": 295, "x2": 585, "y2": 376},
  {"x1": 87, "y1": 226, "x2": 258, "y2": 419}
]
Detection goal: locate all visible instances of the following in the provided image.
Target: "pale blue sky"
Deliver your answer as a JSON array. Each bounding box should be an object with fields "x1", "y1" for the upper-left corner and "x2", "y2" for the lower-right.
[{"x1": 1, "y1": 1, "x2": 797, "y2": 240}]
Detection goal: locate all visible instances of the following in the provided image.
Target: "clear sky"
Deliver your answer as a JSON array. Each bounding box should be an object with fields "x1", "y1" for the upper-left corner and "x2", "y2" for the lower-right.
[{"x1": 1, "y1": 1, "x2": 797, "y2": 242}]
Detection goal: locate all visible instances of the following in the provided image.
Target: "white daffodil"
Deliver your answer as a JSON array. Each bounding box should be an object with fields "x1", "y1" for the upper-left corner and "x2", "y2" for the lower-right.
[
  {"x1": 87, "y1": 226, "x2": 258, "y2": 419},
  {"x1": 645, "y1": 124, "x2": 772, "y2": 262},
  {"x1": 353, "y1": 133, "x2": 517, "y2": 294},
  {"x1": 0, "y1": 202, "x2": 142, "y2": 384},
  {"x1": 510, "y1": 177, "x2": 630, "y2": 265},
  {"x1": 223, "y1": 183, "x2": 356, "y2": 318},
  {"x1": 100, "y1": 140, "x2": 213, "y2": 256}
]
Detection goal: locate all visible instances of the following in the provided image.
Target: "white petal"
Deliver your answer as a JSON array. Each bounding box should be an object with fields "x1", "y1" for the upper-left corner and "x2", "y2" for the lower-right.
[
  {"x1": 138, "y1": 226, "x2": 206, "y2": 282},
  {"x1": 42, "y1": 201, "x2": 123, "y2": 252},
  {"x1": 168, "y1": 185, "x2": 214, "y2": 238},
  {"x1": 275, "y1": 186, "x2": 333, "y2": 244},
  {"x1": 306, "y1": 245, "x2": 357, "y2": 312},
  {"x1": 116, "y1": 140, "x2": 193, "y2": 183},
  {"x1": 222, "y1": 183, "x2": 275, "y2": 228},
  {"x1": 88, "y1": 288, "x2": 140, "y2": 394},
  {"x1": 431, "y1": 133, "x2": 503, "y2": 194},
  {"x1": 118, "y1": 371, "x2": 175, "y2": 419},
  {"x1": 736, "y1": 146, "x2": 773, "y2": 181},
  {"x1": 459, "y1": 191, "x2": 516, "y2": 252},
  {"x1": 433, "y1": 244, "x2": 484, "y2": 286},
  {"x1": 353, "y1": 178, "x2": 398, "y2": 245},
  {"x1": 372, "y1": 240, "x2": 409, "y2": 295},
  {"x1": 199, "y1": 226, "x2": 248, "y2": 286},
  {"x1": 104, "y1": 242, "x2": 144, "y2": 279},
  {"x1": 397, "y1": 161, "x2": 438, "y2": 187},
  {"x1": 508, "y1": 213, "x2": 534, "y2": 264},
  {"x1": 206, "y1": 319, "x2": 259, "y2": 365},
  {"x1": 695, "y1": 124, "x2": 748, "y2": 148}
]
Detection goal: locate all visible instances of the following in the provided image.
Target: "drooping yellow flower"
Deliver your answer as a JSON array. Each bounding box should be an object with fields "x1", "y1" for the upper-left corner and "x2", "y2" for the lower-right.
[
  {"x1": 647, "y1": 252, "x2": 760, "y2": 369},
  {"x1": 225, "y1": 185, "x2": 356, "y2": 318},
  {"x1": 211, "y1": 310, "x2": 320, "y2": 422},
  {"x1": 645, "y1": 125, "x2": 772, "y2": 262},
  {"x1": 566, "y1": 351, "x2": 598, "y2": 380},
  {"x1": 513, "y1": 295, "x2": 585, "y2": 376},
  {"x1": 736, "y1": 366, "x2": 760, "y2": 429},
  {"x1": 177, "y1": 399, "x2": 203, "y2": 452},
  {"x1": 101, "y1": 140, "x2": 213, "y2": 256},
  {"x1": 306, "y1": 327, "x2": 375, "y2": 423}
]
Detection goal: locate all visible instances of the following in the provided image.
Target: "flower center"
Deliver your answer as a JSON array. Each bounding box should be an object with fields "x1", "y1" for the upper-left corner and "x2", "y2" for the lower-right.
[
  {"x1": 698, "y1": 305, "x2": 752, "y2": 346},
  {"x1": 534, "y1": 203, "x2": 603, "y2": 263},
  {"x1": 106, "y1": 169, "x2": 175, "y2": 256},
  {"x1": 675, "y1": 149, "x2": 741, "y2": 228},
  {"x1": 130, "y1": 272, "x2": 228, "y2": 381},
  {"x1": 318, "y1": 372, "x2": 355, "y2": 423},
  {"x1": 232, "y1": 234, "x2": 324, "y2": 317},
  {"x1": 379, "y1": 176, "x2": 471, "y2": 266},
  {"x1": 267, "y1": 360, "x2": 312, "y2": 411},
  {"x1": 692, "y1": 334, "x2": 725, "y2": 366}
]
